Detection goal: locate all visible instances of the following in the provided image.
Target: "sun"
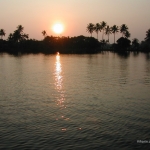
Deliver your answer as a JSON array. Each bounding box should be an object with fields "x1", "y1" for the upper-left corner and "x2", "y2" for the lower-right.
[{"x1": 53, "y1": 23, "x2": 64, "y2": 34}]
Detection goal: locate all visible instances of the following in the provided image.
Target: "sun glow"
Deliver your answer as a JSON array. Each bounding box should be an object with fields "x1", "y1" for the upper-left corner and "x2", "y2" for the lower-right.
[{"x1": 53, "y1": 23, "x2": 64, "y2": 34}]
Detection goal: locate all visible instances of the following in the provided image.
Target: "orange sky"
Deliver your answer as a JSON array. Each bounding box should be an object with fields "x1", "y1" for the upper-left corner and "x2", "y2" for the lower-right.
[{"x1": 1, "y1": 0, "x2": 150, "y2": 43}]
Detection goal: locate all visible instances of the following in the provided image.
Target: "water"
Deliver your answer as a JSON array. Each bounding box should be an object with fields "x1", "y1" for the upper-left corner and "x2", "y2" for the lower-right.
[{"x1": 0, "y1": 52, "x2": 150, "y2": 149}]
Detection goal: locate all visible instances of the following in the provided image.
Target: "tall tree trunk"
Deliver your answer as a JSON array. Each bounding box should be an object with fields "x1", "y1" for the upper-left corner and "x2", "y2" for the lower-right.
[
  {"x1": 102, "y1": 30, "x2": 104, "y2": 40},
  {"x1": 114, "y1": 33, "x2": 115, "y2": 44}
]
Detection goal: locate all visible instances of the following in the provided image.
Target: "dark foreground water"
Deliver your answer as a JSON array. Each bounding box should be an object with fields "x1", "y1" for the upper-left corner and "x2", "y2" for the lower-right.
[{"x1": 0, "y1": 52, "x2": 150, "y2": 150}]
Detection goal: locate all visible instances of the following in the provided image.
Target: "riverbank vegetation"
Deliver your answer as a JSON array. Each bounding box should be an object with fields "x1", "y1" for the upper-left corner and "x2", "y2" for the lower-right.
[{"x1": 0, "y1": 23, "x2": 150, "y2": 54}]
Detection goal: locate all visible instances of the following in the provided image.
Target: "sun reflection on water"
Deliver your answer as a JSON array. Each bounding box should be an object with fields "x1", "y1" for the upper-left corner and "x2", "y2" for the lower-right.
[
  {"x1": 54, "y1": 53, "x2": 82, "y2": 131},
  {"x1": 55, "y1": 52, "x2": 65, "y2": 108},
  {"x1": 55, "y1": 54, "x2": 62, "y2": 90}
]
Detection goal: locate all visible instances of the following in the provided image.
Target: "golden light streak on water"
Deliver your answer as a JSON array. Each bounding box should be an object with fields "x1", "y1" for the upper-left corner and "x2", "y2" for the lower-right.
[
  {"x1": 55, "y1": 53, "x2": 62, "y2": 90},
  {"x1": 55, "y1": 52, "x2": 66, "y2": 109}
]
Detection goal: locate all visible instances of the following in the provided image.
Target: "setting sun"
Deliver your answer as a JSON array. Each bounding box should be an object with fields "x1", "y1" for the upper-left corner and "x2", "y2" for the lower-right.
[{"x1": 53, "y1": 23, "x2": 64, "y2": 34}]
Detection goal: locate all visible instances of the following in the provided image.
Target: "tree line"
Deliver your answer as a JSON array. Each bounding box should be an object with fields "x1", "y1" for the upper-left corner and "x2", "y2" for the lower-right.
[
  {"x1": 0, "y1": 25, "x2": 100, "y2": 54},
  {"x1": 86, "y1": 21, "x2": 150, "y2": 51},
  {"x1": 0, "y1": 24, "x2": 150, "y2": 55},
  {"x1": 86, "y1": 21, "x2": 130, "y2": 43}
]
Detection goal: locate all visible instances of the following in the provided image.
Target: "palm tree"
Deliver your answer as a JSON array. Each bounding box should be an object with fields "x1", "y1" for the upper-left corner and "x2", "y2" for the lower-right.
[
  {"x1": 86, "y1": 23, "x2": 95, "y2": 37},
  {"x1": 145, "y1": 29, "x2": 150, "y2": 42},
  {"x1": 13, "y1": 25, "x2": 25, "y2": 42},
  {"x1": 7, "y1": 33, "x2": 13, "y2": 41},
  {"x1": 0, "y1": 29, "x2": 6, "y2": 39},
  {"x1": 17, "y1": 25, "x2": 24, "y2": 33},
  {"x1": 100, "y1": 21, "x2": 107, "y2": 40},
  {"x1": 105, "y1": 26, "x2": 111, "y2": 43},
  {"x1": 22, "y1": 34, "x2": 29, "y2": 40},
  {"x1": 120, "y1": 24, "x2": 128, "y2": 37},
  {"x1": 12, "y1": 30, "x2": 22, "y2": 42},
  {"x1": 125, "y1": 30, "x2": 131, "y2": 39},
  {"x1": 111, "y1": 25, "x2": 119, "y2": 43},
  {"x1": 11, "y1": 25, "x2": 28, "y2": 42},
  {"x1": 94, "y1": 23, "x2": 101, "y2": 40},
  {"x1": 42, "y1": 30, "x2": 47, "y2": 38}
]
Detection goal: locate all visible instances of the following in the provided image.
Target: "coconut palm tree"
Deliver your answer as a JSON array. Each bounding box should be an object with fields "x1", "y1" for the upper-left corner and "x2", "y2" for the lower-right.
[
  {"x1": 17, "y1": 25, "x2": 24, "y2": 33},
  {"x1": 22, "y1": 34, "x2": 29, "y2": 40},
  {"x1": 13, "y1": 25, "x2": 25, "y2": 42},
  {"x1": 125, "y1": 30, "x2": 131, "y2": 39},
  {"x1": 100, "y1": 21, "x2": 107, "y2": 40},
  {"x1": 105, "y1": 26, "x2": 111, "y2": 43},
  {"x1": 120, "y1": 24, "x2": 128, "y2": 37},
  {"x1": 94, "y1": 23, "x2": 101, "y2": 40},
  {"x1": 0, "y1": 29, "x2": 6, "y2": 39},
  {"x1": 10, "y1": 25, "x2": 28, "y2": 42},
  {"x1": 145, "y1": 29, "x2": 150, "y2": 42},
  {"x1": 111, "y1": 25, "x2": 119, "y2": 43},
  {"x1": 12, "y1": 30, "x2": 22, "y2": 42},
  {"x1": 42, "y1": 30, "x2": 47, "y2": 38},
  {"x1": 86, "y1": 23, "x2": 95, "y2": 37},
  {"x1": 7, "y1": 33, "x2": 13, "y2": 41}
]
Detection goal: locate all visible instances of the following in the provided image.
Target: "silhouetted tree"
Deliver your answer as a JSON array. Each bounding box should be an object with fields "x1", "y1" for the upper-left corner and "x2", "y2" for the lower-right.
[
  {"x1": 0, "y1": 29, "x2": 6, "y2": 39},
  {"x1": 125, "y1": 30, "x2": 131, "y2": 39},
  {"x1": 84, "y1": 37, "x2": 99, "y2": 53},
  {"x1": 12, "y1": 30, "x2": 22, "y2": 42},
  {"x1": 120, "y1": 24, "x2": 128, "y2": 37},
  {"x1": 17, "y1": 25, "x2": 24, "y2": 33},
  {"x1": 111, "y1": 25, "x2": 119, "y2": 43},
  {"x1": 23, "y1": 34, "x2": 29, "y2": 40},
  {"x1": 94, "y1": 23, "x2": 101, "y2": 40},
  {"x1": 117, "y1": 37, "x2": 131, "y2": 50},
  {"x1": 8, "y1": 25, "x2": 28, "y2": 43},
  {"x1": 100, "y1": 39, "x2": 107, "y2": 49},
  {"x1": 145, "y1": 29, "x2": 150, "y2": 42},
  {"x1": 2, "y1": 23, "x2": 150, "y2": 54},
  {"x1": 42, "y1": 30, "x2": 47, "y2": 38},
  {"x1": 105, "y1": 25, "x2": 111, "y2": 43},
  {"x1": 7, "y1": 33, "x2": 13, "y2": 41},
  {"x1": 132, "y1": 38, "x2": 139, "y2": 50},
  {"x1": 86, "y1": 23, "x2": 95, "y2": 37},
  {"x1": 100, "y1": 21, "x2": 107, "y2": 40}
]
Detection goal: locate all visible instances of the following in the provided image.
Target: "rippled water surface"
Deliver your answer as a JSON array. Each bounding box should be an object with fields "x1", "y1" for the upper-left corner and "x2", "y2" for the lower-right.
[{"x1": 0, "y1": 52, "x2": 150, "y2": 149}]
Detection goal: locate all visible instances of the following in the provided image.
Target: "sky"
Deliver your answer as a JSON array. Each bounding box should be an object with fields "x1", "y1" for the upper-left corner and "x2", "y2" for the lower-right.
[{"x1": 0, "y1": 0, "x2": 150, "y2": 43}]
